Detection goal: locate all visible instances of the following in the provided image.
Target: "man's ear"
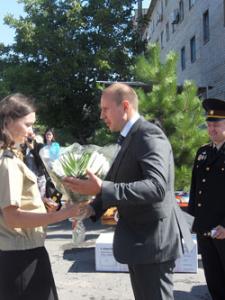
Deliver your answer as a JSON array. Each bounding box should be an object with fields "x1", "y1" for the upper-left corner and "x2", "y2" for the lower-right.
[{"x1": 122, "y1": 100, "x2": 129, "y2": 111}]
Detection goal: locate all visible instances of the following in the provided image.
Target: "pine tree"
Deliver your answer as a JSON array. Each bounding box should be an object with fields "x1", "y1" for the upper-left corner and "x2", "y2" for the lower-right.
[{"x1": 134, "y1": 44, "x2": 208, "y2": 191}]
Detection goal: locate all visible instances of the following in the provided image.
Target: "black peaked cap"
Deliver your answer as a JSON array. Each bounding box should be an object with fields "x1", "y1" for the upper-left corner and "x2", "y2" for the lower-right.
[{"x1": 202, "y1": 98, "x2": 225, "y2": 122}]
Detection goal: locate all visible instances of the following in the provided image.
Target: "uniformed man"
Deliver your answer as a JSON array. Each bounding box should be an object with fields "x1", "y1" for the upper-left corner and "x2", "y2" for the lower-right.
[{"x1": 188, "y1": 97, "x2": 225, "y2": 300}]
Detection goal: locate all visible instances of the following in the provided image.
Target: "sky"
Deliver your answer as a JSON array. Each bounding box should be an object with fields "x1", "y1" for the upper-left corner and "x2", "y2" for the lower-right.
[{"x1": 0, "y1": 0, "x2": 151, "y2": 45}]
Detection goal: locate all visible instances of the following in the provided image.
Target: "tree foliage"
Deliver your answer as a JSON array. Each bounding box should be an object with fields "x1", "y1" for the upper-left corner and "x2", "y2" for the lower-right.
[
  {"x1": 0, "y1": 0, "x2": 143, "y2": 143},
  {"x1": 134, "y1": 44, "x2": 208, "y2": 191}
]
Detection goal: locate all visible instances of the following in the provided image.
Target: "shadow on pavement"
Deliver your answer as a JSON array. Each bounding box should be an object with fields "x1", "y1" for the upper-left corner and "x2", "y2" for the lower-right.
[
  {"x1": 174, "y1": 285, "x2": 211, "y2": 299},
  {"x1": 60, "y1": 219, "x2": 114, "y2": 273},
  {"x1": 63, "y1": 247, "x2": 96, "y2": 273}
]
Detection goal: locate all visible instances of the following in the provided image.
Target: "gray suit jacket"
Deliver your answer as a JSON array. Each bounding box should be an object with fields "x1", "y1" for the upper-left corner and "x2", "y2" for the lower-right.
[{"x1": 92, "y1": 117, "x2": 194, "y2": 264}]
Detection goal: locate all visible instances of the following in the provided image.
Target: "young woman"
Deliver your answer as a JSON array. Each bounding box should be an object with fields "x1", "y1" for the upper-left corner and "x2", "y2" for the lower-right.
[
  {"x1": 42, "y1": 127, "x2": 62, "y2": 207},
  {"x1": 0, "y1": 93, "x2": 80, "y2": 300},
  {"x1": 43, "y1": 127, "x2": 56, "y2": 145}
]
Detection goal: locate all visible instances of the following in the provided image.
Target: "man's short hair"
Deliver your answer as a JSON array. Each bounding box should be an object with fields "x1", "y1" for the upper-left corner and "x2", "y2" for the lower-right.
[{"x1": 102, "y1": 83, "x2": 138, "y2": 110}]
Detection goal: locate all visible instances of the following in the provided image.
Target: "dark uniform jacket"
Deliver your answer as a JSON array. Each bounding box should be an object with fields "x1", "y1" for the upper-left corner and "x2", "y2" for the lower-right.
[
  {"x1": 22, "y1": 141, "x2": 46, "y2": 177},
  {"x1": 92, "y1": 117, "x2": 193, "y2": 265},
  {"x1": 188, "y1": 142, "x2": 225, "y2": 234}
]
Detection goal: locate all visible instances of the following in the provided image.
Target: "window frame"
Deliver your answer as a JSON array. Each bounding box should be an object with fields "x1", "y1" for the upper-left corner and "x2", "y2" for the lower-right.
[
  {"x1": 224, "y1": 0, "x2": 225, "y2": 26},
  {"x1": 189, "y1": 0, "x2": 196, "y2": 10},
  {"x1": 203, "y1": 10, "x2": 210, "y2": 44},
  {"x1": 190, "y1": 36, "x2": 196, "y2": 63},
  {"x1": 181, "y1": 46, "x2": 186, "y2": 70},
  {"x1": 166, "y1": 22, "x2": 170, "y2": 41},
  {"x1": 160, "y1": 30, "x2": 164, "y2": 49},
  {"x1": 179, "y1": 0, "x2": 184, "y2": 23}
]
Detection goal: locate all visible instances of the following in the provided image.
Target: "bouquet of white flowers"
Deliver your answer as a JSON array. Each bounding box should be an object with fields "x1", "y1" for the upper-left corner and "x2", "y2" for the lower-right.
[{"x1": 39, "y1": 142, "x2": 117, "y2": 203}]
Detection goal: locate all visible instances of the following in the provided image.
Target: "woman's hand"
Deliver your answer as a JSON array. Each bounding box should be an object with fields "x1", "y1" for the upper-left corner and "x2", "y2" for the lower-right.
[
  {"x1": 64, "y1": 201, "x2": 82, "y2": 219},
  {"x1": 70, "y1": 203, "x2": 95, "y2": 228},
  {"x1": 43, "y1": 198, "x2": 59, "y2": 212}
]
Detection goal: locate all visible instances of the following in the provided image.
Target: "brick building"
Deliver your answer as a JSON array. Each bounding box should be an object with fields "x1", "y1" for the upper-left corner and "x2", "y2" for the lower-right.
[{"x1": 142, "y1": 0, "x2": 225, "y2": 99}]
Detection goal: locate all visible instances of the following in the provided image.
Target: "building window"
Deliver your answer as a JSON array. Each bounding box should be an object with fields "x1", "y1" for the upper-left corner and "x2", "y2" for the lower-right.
[
  {"x1": 165, "y1": 0, "x2": 168, "y2": 6},
  {"x1": 161, "y1": 1, "x2": 163, "y2": 15},
  {"x1": 224, "y1": 0, "x2": 225, "y2": 26},
  {"x1": 190, "y1": 36, "x2": 196, "y2": 63},
  {"x1": 166, "y1": 22, "x2": 170, "y2": 41},
  {"x1": 203, "y1": 10, "x2": 209, "y2": 43},
  {"x1": 181, "y1": 47, "x2": 186, "y2": 70},
  {"x1": 160, "y1": 31, "x2": 164, "y2": 48},
  {"x1": 179, "y1": 0, "x2": 184, "y2": 22},
  {"x1": 189, "y1": 0, "x2": 196, "y2": 10}
]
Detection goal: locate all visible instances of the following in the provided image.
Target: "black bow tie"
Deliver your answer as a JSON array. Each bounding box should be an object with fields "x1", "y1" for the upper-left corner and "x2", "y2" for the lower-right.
[{"x1": 117, "y1": 134, "x2": 125, "y2": 146}]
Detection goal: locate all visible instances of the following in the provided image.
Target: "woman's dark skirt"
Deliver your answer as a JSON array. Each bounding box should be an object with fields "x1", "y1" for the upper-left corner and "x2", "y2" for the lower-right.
[{"x1": 0, "y1": 246, "x2": 58, "y2": 300}]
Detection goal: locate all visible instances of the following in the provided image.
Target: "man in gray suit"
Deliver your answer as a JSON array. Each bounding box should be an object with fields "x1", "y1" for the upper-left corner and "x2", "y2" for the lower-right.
[{"x1": 63, "y1": 83, "x2": 193, "y2": 300}]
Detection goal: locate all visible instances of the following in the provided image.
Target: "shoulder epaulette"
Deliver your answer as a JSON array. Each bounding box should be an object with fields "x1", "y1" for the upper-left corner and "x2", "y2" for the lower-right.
[
  {"x1": 199, "y1": 143, "x2": 211, "y2": 150},
  {"x1": 3, "y1": 149, "x2": 15, "y2": 159}
]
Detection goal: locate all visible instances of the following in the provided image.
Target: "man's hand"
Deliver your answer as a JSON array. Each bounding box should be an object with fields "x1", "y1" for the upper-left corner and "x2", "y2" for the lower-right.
[
  {"x1": 62, "y1": 170, "x2": 102, "y2": 196},
  {"x1": 212, "y1": 225, "x2": 225, "y2": 239}
]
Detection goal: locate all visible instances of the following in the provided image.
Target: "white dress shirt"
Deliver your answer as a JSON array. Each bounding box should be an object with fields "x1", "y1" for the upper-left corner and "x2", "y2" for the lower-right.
[{"x1": 120, "y1": 112, "x2": 140, "y2": 138}]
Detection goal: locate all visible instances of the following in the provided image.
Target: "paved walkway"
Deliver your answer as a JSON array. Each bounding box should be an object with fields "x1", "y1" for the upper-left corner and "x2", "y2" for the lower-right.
[{"x1": 45, "y1": 219, "x2": 212, "y2": 300}]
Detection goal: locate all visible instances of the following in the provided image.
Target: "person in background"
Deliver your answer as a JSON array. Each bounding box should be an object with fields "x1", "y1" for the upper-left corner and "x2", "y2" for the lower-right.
[
  {"x1": 21, "y1": 128, "x2": 46, "y2": 199},
  {"x1": 44, "y1": 127, "x2": 56, "y2": 146},
  {"x1": 63, "y1": 83, "x2": 194, "y2": 300},
  {"x1": 188, "y1": 98, "x2": 225, "y2": 300},
  {"x1": 43, "y1": 127, "x2": 60, "y2": 161},
  {"x1": 21, "y1": 128, "x2": 61, "y2": 211},
  {"x1": 0, "y1": 93, "x2": 80, "y2": 300},
  {"x1": 42, "y1": 127, "x2": 62, "y2": 206}
]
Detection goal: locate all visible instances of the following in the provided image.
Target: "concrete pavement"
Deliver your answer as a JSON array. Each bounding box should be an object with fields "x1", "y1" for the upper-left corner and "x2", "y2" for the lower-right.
[{"x1": 45, "y1": 219, "x2": 212, "y2": 300}]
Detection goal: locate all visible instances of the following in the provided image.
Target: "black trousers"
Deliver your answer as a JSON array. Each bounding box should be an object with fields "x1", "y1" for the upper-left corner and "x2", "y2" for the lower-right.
[
  {"x1": 198, "y1": 234, "x2": 225, "y2": 300},
  {"x1": 128, "y1": 260, "x2": 175, "y2": 300},
  {"x1": 0, "y1": 246, "x2": 58, "y2": 300}
]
